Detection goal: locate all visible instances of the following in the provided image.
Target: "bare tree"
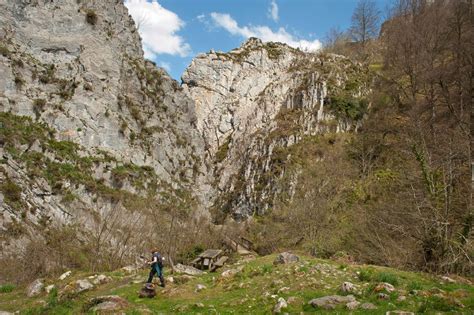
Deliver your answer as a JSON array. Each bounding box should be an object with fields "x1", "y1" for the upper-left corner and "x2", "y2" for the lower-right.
[{"x1": 350, "y1": 0, "x2": 381, "y2": 47}]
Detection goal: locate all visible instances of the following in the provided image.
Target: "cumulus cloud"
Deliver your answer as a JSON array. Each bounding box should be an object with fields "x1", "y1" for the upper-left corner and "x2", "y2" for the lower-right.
[
  {"x1": 209, "y1": 13, "x2": 321, "y2": 51},
  {"x1": 124, "y1": 0, "x2": 191, "y2": 59},
  {"x1": 268, "y1": 0, "x2": 279, "y2": 22}
]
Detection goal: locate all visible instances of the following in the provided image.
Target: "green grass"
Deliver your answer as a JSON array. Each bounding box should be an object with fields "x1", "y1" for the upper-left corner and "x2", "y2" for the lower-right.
[
  {"x1": 0, "y1": 254, "x2": 471, "y2": 314},
  {"x1": 0, "y1": 284, "x2": 15, "y2": 293}
]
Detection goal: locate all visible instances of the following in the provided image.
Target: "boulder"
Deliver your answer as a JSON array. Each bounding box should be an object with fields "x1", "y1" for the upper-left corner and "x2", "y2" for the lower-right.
[
  {"x1": 58, "y1": 271, "x2": 72, "y2": 280},
  {"x1": 74, "y1": 279, "x2": 94, "y2": 293},
  {"x1": 26, "y1": 279, "x2": 44, "y2": 297},
  {"x1": 92, "y1": 274, "x2": 112, "y2": 285},
  {"x1": 173, "y1": 263, "x2": 203, "y2": 276},
  {"x1": 88, "y1": 295, "x2": 128, "y2": 312},
  {"x1": 273, "y1": 252, "x2": 299, "y2": 265},
  {"x1": 308, "y1": 295, "x2": 356, "y2": 309},
  {"x1": 346, "y1": 301, "x2": 361, "y2": 310},
  {"x1": 273, "y1": 297, "x2": 287, "y2": 313},
  {"x1": 341, "y1": 281, "x2": 356, "y2": 293},
  {"x1": 360, "y1": 302, "x2": 377, "y2": 310}
]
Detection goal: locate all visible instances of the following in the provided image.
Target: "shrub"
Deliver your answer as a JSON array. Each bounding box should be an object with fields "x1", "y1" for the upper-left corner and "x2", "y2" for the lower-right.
[
  {"x1": 33, "y1": 98, "x2": 46, "y2": 116},
  {"x1": 357, "y1": 268, "x2": 374, "y2": 282},
  {"x1": 14, "y1": 75, "x2": 25, "y2": 88},
  {"x1": 85, "y1": 9, "x2": 98, "y2": 25},
  {"x1": 0, "y1": 45, "x2": 10, "y2": 57},
  {"x1": 0, "y1": 284, "x2": 15, "y2": 293},
  {"x1": 1, "y1": 179, "x2": 22, "y2": 205}
]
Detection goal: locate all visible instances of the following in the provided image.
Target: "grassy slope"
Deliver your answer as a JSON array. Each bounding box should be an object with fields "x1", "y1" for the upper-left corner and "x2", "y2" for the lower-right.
[{"x1": 0, "y1": 254, "x2": 472, "y2": 314}]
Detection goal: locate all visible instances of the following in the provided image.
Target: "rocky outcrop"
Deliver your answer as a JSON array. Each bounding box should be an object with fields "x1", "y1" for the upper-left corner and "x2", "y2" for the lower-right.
[
  {"x1": 184, "y1": 38, "x2": 369, "y2": 219},
  {"x1": 0, "y1": 0, "x2": 207, "y2": 257}
]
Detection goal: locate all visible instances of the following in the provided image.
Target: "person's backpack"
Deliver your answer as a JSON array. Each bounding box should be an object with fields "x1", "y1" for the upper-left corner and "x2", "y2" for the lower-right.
[{"x1": 154, "y1": 252, "x2": 163, "y2": 268}]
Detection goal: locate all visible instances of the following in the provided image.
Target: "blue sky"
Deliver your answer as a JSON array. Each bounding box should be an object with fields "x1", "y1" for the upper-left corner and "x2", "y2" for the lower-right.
[{"x1": 124, "y1": 0, "x2": 390, "y2": 80}]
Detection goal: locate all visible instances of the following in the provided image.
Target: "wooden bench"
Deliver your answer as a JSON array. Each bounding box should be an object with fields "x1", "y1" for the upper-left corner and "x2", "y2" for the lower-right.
[{"x1": 210, "y1": 256, "x2": 228, "y2": 272}]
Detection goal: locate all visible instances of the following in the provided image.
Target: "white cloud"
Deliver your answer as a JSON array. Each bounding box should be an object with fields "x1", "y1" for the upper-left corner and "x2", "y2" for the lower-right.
[
  {"x1": 268, "y1": 0, "x2": 279, "y2": 22},
  {"x1": 209, "y1": 13, "x2": 321, "y2": 51},
  {"x1": 158, "y1": 61, "x2": 171, "y2": 72},
  {"x1": 124, "y1": 0, "x2": 191, "y2": 59}
]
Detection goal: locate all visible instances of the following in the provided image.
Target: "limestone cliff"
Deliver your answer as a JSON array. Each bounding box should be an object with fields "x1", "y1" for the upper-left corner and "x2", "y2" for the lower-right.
[
  {"x1": 0, "y1": 1, "x2": 369, "y2": 257},
  {"x1": 183, "y1": 38, "x2": 370, "y2": 220},
  {"x1": 0, "y1": 0, "x2": 207, "y2": 256}
]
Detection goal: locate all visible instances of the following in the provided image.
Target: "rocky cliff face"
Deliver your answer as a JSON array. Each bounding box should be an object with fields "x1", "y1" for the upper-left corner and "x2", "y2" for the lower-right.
[
  {"x1": 183, "y1": 38, "x2": 369, "y2": 220},
  {"x1": 0, "y1": 0, "x2": 206, "y2": 256},
  {"x1": 0, "y1": 1, "x2": 369, "y2": 257}
]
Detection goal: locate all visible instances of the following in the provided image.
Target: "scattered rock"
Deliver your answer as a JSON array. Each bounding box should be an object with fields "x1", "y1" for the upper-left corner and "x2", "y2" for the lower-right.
[
  {"x1": 195, "y1": 302, "x2": 204, "y2": 308},
  {"x1": 122, "y1": 265, "x2": 138, "y2": 273},
  {"x1": 195, "y1": 284, "x2": 207, "y2": 292},
  {"x1": 88, "y1": 295, "x2": 128, "y2": 312},
  {"x1": 308, "y1": 295, "x2": 356, "y2": 309},
  {"x1": 45, "y1": 285, "x2": 55, "y2": 294},
  {"x1": 74, "y1": 279, "x2": 94, "y2": 293},
  {"x1": 273, "y1": 297, "x2": 287, "y2": 313},
  {"x1": 287, "y1": 296, "x2": 298, "y2": 304},
  {"x1": 92, "y1": 274, "x2": 111, "y2": 285},
  {"x1": 173, "y1": 275, "x2": 195, "y2": 284},
  {"x1": 0, "y1": 311, "x2": 14, "y2": 315},
  {"x1": 273, "y1": 252, "x2": 299, "y2": 265},
  {"x1": 397, "y1": 295, "x2": 406, "y2": 302},
  {"x1": 440, "y1": 276, "x2": 456, "y2": 283},
  {"x1": 174, "y1": 263, "x2": 204, "y2": 276},
  {"x1": 26, "y1": 279, "x2": 44, "y2": 297},
  {"x1": 165, "y1": 276, "x2": 175, "y2": 284},
  {"x1": 360, "y1": 302, "x2": 377, "y2": 310},
  {"x1": 346, "y1": 301, "x2": 361, "y2": 310},
  {"x1": 341, "y1": 281, "x2": 356, "y2": 293},
  {"x1": 386, "y1": 311, "x2": 414, "y2": 315},
  {"x1": 221, "y1": 267, "x2": 242, "y2": 278},
  {"x1": 377, "y1": 293, "x2": 390, "y2": 300},
  {"x1": 58, "y1": 271, "x2": 72, "y2": 280},
  {"x1": 375, "y1": 282, "x2": 396, "y2": 293}
]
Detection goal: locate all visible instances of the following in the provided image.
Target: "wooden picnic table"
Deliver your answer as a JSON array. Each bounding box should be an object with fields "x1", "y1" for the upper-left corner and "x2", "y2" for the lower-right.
[{"x1": 192, "y1": 249, "x2": 227, "y2": 271}]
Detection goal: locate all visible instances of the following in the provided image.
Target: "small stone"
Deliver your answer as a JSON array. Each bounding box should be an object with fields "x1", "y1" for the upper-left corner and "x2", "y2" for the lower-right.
[
  {"x1": 397, "y1": 295, "x2": 406, "y2": 302},
  {"x1": 195, "y1": 284, "x2": 207, "y2": 292},
  {"x1": 386, "y1": 311, "x2": 414, "y2": 315},
  {"x1": 92, "y1": 274, "x2": 111, "y2": 285},
  {"x1": 58, "y1": 271, "x2": 72, "y2": 280},
  {"x1": 361, "y1": 302, "x2": 377, "y2": 310},
  {"x1": 287, "y1": 296, "x2": 298, "y2": 304},
  {"x1": 165, "y1": 276, "x2": 174, "y2": 283},
  {"x1": 277, "y1": 287, "x2": 290, "y2": 293},
  {"x1": 273, "y1": 297, "x2": 287, "y2": 313},
  {"x1": 377, "y1": 293, "x2": 389, "y2": 300},
  {"x1": 26, "y1": 279, "x2": 44, "y2": 297},
  {"x1": 440, "y1": 276, "x2": 456, "y2": 283},
  {"x1": 195, "y1": 302, "x2": 204, "y2": 308},
  {"x1": 122, "y1": 265, "x2": 138, "y2": 273},
  {"x1": 346, "y1": 301, "x2": 360, "y2": 310},
  {"x1": 341, "y1": 281, "x2": 356, "y2": 293},
  {"x1": 75, "y1": 279, "x2": 94, "y2": 293},
  {"x1": 45, "y1": 285, "x2": 55, "y2": 294},
  {"x1": 374, "y1": 282, "x2": 396, "y2": 293}
]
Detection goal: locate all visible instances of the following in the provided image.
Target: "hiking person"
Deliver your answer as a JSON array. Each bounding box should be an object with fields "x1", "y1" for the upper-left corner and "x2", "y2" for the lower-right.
[{"x1": 146, "y1": 248, "x2": 165, "y2": 287}]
